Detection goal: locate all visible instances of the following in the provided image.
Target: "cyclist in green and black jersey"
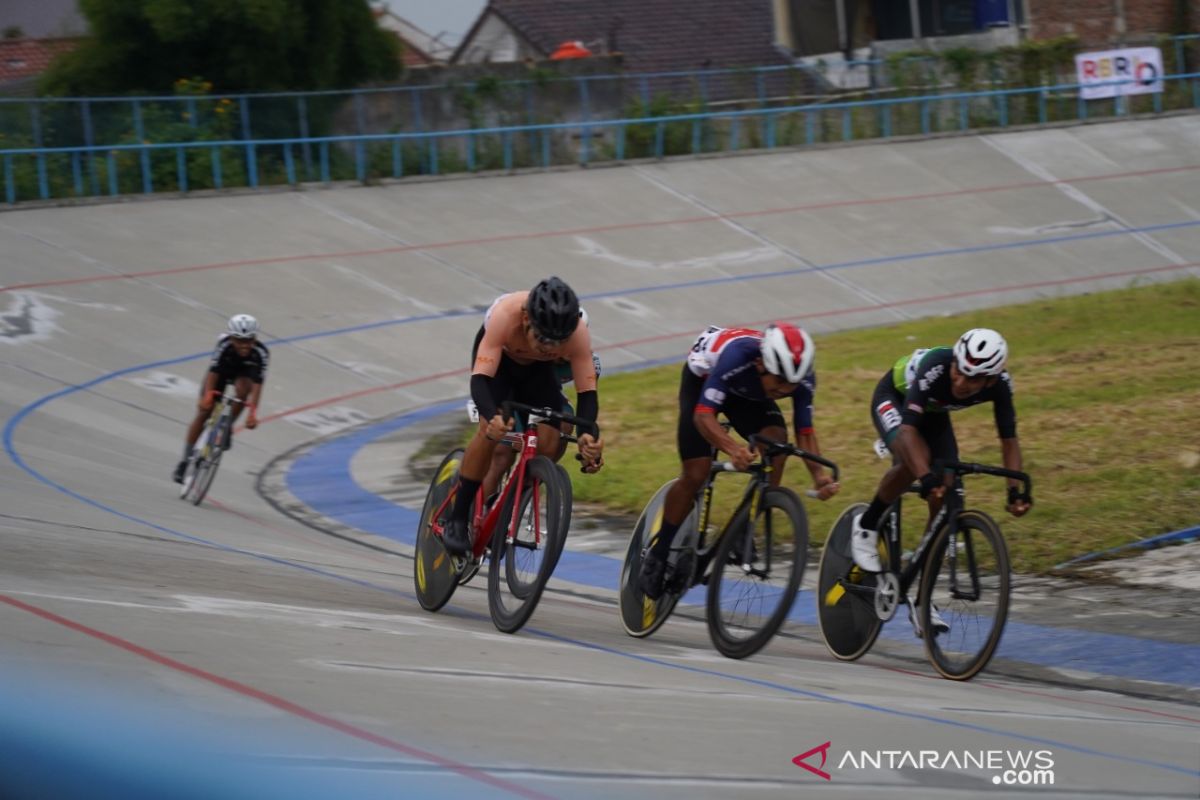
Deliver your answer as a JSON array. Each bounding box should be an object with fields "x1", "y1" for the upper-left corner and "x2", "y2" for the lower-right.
[{"x1": 850, "y1": 328, "x2": 1032, "y2": 636}]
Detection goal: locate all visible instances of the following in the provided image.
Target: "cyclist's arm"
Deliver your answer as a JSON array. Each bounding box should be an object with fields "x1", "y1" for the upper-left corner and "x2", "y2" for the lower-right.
[
  {"x1": 794, "y1": 430, "x2": 834, "y2": 487},
  {"x1": 693, "y1": 408, "x2": 744, "y2": 458},
  {"x1": 245, "y1": 380, "x2": 264, "y2": 426},
  {"x1": 469, "y1": 323, "x2": 507, "y2": 422},
  {"x1": 564, "y1": 329, "x2": 597, "y2": 393},
  {"x1": 789, "y1": 382, "x2": 829, "y2": 483}
]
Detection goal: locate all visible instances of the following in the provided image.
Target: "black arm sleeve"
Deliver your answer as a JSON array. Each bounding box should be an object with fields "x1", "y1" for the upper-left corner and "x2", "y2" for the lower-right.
[
  {"x1": 575, "y1": 390, "x2": 598, "y2": 436},
  {"x1": 470, "y1": 374, "x2": 498, "y2": 421}
]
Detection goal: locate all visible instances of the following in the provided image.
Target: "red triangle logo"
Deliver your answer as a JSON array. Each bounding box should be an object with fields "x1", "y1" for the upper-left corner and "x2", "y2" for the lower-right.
[{"x1": 792, "y1": 741, "x2": 832, "y2": 780}]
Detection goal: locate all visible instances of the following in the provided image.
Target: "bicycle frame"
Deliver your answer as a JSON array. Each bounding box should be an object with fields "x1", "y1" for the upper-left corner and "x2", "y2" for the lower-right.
[
  {"x1": 429, "y1": 400, "x2": 598, "y2": 564},
  {"x1": 870, "y1": 460, "x2": 1031, "y2": 604},
  {"x1": 690, "y1": 435, "x2": 839, "y2": 584}
]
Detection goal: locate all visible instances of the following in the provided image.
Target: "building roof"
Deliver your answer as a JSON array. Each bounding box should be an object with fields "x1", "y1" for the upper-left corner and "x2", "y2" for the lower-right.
[
  {"x1": 470, "y1": 0, "x2": 793, "y2": 72},
  {"x1": 0, "y1": 37, "x2": 78, "y2": 83}
]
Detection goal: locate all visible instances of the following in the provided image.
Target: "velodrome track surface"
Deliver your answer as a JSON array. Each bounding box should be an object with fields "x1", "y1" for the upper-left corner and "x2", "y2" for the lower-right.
[{"x1": 1, "y1": 115, "x2": 1198, "y2": 798}]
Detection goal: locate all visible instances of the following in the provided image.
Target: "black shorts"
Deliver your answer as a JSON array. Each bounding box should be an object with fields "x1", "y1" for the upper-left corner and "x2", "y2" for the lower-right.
[
  {"x1": 869, "y1": 373, "x2": 958, "y2": 466},
  {"x1": 208, "y1": 367, "x2": 260, "y2": 395},
  {"x1": 677, "y1": 365, "x2": 785, "y2": 461},
  {"x1": 471, "y1": 327, "x2": 563, "y2": 424}
]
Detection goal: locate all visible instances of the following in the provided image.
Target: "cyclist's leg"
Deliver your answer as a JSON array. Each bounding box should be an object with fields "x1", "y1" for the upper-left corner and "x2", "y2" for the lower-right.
[
  {"x1": 908, "y1": 414, "x2": 956, "y2": 634},
  {"x1": 640, "y1": 367, "x2": 711, "y2": 597},
  {"x1": 446, "y1": 330, "x2": 509, "y2": 553},
  {"x1": 920, "y1": 414, "x2": 958, "y2": 530},
  {"x1": 229, "y1": 375, "x2": 254, "y2": 424}
]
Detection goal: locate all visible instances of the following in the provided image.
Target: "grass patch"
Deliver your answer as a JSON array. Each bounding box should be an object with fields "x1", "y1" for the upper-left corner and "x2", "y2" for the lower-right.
[{"x1": 564, "y1": 278, "x2": 1200, "y2": 574}]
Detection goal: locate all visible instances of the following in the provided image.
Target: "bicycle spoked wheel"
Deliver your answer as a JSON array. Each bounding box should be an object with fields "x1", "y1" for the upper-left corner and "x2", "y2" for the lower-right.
[
  {"x1": 617, "y1": 480, "x2": 695, "y2": 639},
  {"x1": 488, "y1": 455, "x2": 566, "y2": 633},
  {"x1": 919, "y1": 510, "x2": 1011, "y2": 681},
  {"x1": 815, "y1": 502, "x2": 890, "y2": 661},
  {"x1": 413, "y1": 449, "x2": 464, "y2": 613},
  {"x1": 706, "y1": 486, "x2": 808, "y2": 659},
  {"x1": 499, "y1": 462, "x2": 572, "y2": 591}
]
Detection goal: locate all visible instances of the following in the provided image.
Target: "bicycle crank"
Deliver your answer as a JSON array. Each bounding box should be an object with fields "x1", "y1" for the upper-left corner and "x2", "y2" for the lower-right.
[{"x1": 874, "y1": 572, "x2": 900, "y2": 621}]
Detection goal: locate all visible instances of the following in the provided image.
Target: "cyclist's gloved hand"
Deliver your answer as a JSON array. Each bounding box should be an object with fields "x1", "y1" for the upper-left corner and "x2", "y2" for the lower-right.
[
  {"x1": 917, "y1": 471, "x2": 941, "y2": 499},
  {"x1": 1007, "y1": 485, "x2": 1032, "y2": 517},
  {"x1": 813, "y1": 474, "x2": 840, "y2": 501},
  {"x1": 484, "y1": 413, "x2": 512, "y2": 442},
  {"x1": 577, "y1": 433, "x2": 604, "y2": 473},
  {"x1": 729, "y1": 445, "x2": 755, "y2": 472}
]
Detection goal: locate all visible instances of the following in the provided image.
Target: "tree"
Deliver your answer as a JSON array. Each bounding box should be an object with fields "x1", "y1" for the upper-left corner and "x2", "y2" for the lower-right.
[{"x1": 39, "y1": 0, "x2": 401, "y2": 95}]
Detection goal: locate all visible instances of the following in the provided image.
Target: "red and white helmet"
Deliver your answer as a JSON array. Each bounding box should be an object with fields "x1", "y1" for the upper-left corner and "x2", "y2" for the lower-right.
[
  {"x1": 760, "y1": 322, "x2": 814, "y2": 383},
  {"x1": 953, "y1": 328, "x2": 1007, "y2": 376}
]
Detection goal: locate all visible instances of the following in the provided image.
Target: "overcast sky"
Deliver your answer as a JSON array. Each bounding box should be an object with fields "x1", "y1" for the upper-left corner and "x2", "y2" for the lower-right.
[{"x1": 378, "y1": 0, "x2": 487, "y2": 46}]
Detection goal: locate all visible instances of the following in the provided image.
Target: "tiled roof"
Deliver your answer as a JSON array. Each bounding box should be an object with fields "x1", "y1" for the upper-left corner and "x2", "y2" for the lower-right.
[
  {"x1": 0, "y1": 38, "x2": 79, "y2": 82},
  {"x1": 485, "y1": 0, "x2": 793, "y2": 73}
]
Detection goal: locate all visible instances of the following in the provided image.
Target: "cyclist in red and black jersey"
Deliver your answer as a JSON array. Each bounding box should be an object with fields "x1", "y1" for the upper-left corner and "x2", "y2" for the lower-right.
[
  {"x1": 638, "y1": 323, "x2": 839, "y2": 600},
  {"x1": 172, "y1": 314, "x2": 268, "y2": 483},
  {"x1": 442, "y1": 277, "x2": 604, "y2": 556},
  {"x1": 850, "y1": 328, "x2": 1032, "y2": 636}
]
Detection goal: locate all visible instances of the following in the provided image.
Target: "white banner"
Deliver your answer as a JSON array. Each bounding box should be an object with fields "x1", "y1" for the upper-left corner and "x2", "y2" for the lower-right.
[{"x1": 1076, "y1": 47, "x2": 1164, "y2": 100}]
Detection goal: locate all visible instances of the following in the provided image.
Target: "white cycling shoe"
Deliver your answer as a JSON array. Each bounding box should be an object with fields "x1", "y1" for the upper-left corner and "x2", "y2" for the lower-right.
[
  {"x1": 908, "y1": 601, "x2": 950, "y2": 639},
  {"x1": 849, "y1": 513, "x2": 882, "y2": 573}
]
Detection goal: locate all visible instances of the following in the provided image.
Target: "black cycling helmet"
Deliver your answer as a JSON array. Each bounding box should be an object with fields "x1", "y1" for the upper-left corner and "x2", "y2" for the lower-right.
[{"x1": 526, "y1": 276, "x2": 580, "y2": 343}]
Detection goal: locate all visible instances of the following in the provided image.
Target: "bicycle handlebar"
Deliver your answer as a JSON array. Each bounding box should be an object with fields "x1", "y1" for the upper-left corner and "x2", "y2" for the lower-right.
[
  {"x1": 747, "y1": 434, "x2": 841, "y2": 483},
  {"x1": 500, "y1": 401, "x2": 600, "y2": 438},
  {"x1": 208, "y1": 390, "x2": 250, "y2": 405},
  {"x1": 929, "y1": 459, "x2": 1032, "y2": 498}
]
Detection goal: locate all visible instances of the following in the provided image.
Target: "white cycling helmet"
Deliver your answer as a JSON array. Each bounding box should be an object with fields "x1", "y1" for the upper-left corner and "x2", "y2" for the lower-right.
[
  {"x1": 953, "y1": 328, "x2": 1007, "y2": 376},
  {"x1": 227, "y1": 313, "x2": 259, "y2": 339},
  {"x1": 760, "y1": 322, "x2": 814, "y2": 384}
]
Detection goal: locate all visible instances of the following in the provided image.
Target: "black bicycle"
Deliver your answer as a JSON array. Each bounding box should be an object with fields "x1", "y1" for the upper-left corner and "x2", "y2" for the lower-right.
[
  {"x1": 618, "y1": 434, "x2": 838, "y2": 660},
  {"x1": 816, "y1": 460, "x2": 1030, "y2": 680}
]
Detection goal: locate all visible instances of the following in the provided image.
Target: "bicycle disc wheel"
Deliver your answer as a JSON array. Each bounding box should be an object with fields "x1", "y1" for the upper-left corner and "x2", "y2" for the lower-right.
[
  {"x1": 413, "y1": 449, "x2": 464, "y2": 613},
  {"x1": 488, "y1": 456, "x2": 565, "y2": 633},
  {"x1": 919, "y1": 510, "x2": 1011, "y2": 681},
  {"x1": 815, "y1": 502, "x2": 891, "y2": 662},
  {"x1": 706, "y1": 486, "x2": 808, "y2": 660},
  {"x1": 617, "y1": 480, "x2": 696, "y2": 639}
]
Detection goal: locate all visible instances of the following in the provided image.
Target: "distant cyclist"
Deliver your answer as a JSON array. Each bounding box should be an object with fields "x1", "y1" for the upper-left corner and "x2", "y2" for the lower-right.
[
  {"x1": 172, "y1": 314, "x2": 268, "y2": 483},
  {"x1": 638, "y1": 322, "x2": 839, "y2": 600},
  {"x1": 442, "y1": 277, "x2": 603, "y2": 556},
  {"x1": 849, "y1": 328, "x2": 1032, "y2": 637}
]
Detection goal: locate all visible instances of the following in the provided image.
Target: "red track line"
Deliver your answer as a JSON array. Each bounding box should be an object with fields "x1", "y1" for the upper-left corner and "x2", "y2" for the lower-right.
[
  {"x1": 0, "y1": 593, "x2": 557, "y2": 800},
  {"x1": 3, "y1": 163, "x2": 1197, "y2": 295}
]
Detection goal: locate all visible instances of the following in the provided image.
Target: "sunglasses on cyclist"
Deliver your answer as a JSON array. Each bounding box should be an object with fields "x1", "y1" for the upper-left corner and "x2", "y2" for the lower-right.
[{"x1": 525, "y1": 321, "x2": 567, "y2": 347}]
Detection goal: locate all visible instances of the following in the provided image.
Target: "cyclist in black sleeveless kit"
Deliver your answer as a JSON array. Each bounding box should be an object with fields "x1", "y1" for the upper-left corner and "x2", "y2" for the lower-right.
[
  {"x1": 172, "y1": 314, "x2": 269, "y2": 483},
  {"x1": 849, "y1": 327, "x2": 1032, "y2": 637}
]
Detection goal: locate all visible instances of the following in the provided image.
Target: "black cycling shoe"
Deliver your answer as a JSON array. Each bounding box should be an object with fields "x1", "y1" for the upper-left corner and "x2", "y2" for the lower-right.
[
  {"x1": 442, "y1": 517, "x2": 472, "y2": 557},
  {"x1": 664, "y1": 549, "x2": 694, "y2": 596},
  {"x1": 172, "y1": 459, "x2": 188, "y2": 484},
  {"x1": 639, "y1": 549, "x2": 669, "y2": 600}
]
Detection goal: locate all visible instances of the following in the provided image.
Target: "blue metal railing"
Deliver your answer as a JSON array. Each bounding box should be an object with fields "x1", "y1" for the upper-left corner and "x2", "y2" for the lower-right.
[
  {"x1": 2, "y1": 33, "x2": 1196, "y2": 153},
  {"x1": 2, "y1": 73, "x2": 1197, "y2": 204}
]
